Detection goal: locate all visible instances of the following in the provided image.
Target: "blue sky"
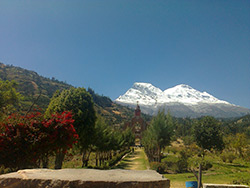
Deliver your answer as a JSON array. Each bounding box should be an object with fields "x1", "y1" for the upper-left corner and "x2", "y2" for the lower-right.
[{"x1": 0, "y1": 1, "x2": 249, "y2": 108}]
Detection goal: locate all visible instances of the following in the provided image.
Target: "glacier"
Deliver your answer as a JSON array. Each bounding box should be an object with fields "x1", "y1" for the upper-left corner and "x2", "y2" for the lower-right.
[{"x1": 115, "y1": 82, "x2": 250, "y2": 118}]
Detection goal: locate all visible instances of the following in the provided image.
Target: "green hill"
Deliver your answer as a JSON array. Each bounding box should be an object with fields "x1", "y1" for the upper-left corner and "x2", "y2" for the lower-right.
[
  {"x1": 0, "y1": 62, "x2": 72, "y2": 112},
  {"x1": 0, "y1": 62, "x2": 143, "y2": 125}
]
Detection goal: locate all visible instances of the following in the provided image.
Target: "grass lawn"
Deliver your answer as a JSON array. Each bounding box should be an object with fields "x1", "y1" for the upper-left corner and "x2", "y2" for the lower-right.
[{"x1": 164, "y1": 156, "x2": 250, "y2": 187}]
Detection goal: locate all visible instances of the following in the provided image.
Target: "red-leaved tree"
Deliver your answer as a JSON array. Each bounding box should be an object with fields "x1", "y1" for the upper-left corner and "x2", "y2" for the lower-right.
[{"x1": 0, "y1": 111, "x2": 78, "y2": 170}]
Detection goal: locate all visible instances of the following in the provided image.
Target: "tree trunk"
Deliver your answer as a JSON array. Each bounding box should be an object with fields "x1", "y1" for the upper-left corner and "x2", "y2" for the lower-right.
[
  {"x1": 109, "y1": 151, "x2": 112, "y2": 160},
  {"x1": 82, "y1": 149, "x2": 92, "y2": 167},
  {"x1": 198, "y1": 164, "x2": 202, "y2": 188},
  {"x1": 42, "y1": 154, "x2": 49, "y2": 168},
  {"x1": 54, "y1": 150, "x2": 65, "y2": 169},
  {"x1": 157, "y1": 146, "x2": 161, "y2": 162},
  {"x1": 96, "y1": 152, "x2": 98, "y2": 167},
  {"x1": 82, "y1": 150, "x2": 87, "y2": 167},
  {"x1": 99, "y1": 153, "x2": 102, "y2": 166}
]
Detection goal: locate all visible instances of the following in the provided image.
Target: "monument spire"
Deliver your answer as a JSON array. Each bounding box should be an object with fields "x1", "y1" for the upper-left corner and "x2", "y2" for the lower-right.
[{"x1": 135, "y1": 101, "x2": 141, "y2": 117}]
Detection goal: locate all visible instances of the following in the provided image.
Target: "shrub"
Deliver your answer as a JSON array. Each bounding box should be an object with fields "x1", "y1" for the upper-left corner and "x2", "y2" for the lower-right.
[
  {"x1": 183, "y1": 136, "x2": 194, "y2": 146},
  {"x1": 150, "y1": 162, "x2": 167, "y2": 174},
  {"x1": 0, "y1": 166, "x2": 11, "y2": 175},
  {"x1": 220, "y1": 151, "x2": 236, "y2": 163},
  {"x1": 201, "y1": 160, "x2": 213, "y2": 170},
  {"x1": 0, "y1": 111, "x2": 78, "y2": 170},
  {"x1": 243, "y1": 148, "x2": 250, "y2": 162},
  {"x1": 162, "y1": 150, "x2": 189, "y2": 173},
  {"x1": 176, "y1": 157, "x2": 188, "y2": 172},
  {"x1": 166, "y1": 147, "x2": 178, "y2": 154}
]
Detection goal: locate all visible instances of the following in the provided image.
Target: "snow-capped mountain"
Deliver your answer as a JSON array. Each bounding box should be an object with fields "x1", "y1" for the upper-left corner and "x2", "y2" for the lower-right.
[{"x1": 115, "y1": 82, "x2": 250, "y2": 118}]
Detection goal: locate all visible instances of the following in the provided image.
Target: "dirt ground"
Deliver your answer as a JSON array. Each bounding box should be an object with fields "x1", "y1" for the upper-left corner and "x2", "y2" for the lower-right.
[{"x1": 116, "y1": 147, "x2": 150, "y2": 170}]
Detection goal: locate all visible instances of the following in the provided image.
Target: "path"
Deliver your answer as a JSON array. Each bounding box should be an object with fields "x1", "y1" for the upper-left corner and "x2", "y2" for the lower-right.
[{"x1": 115, "y1": 147, "x2": 150, "y2": 170}]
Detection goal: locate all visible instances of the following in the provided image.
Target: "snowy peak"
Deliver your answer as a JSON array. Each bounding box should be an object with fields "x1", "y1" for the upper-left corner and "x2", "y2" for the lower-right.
[
  {"x1": 115, "y1": 82, "x2": 230, "y2": 106},
  {"x1": 132, "y1": 82, "x2": 162, "y2": 96},
  {"x1": 116, "y1": 82, "x2": 162, "y2": 105},
  {"x1": 162, "y1": 84, "x2": 229, "y2": 105},
  {"x1": 115, "y1": 82, "x2": 250, "y2": 118},
  {"x1": 174, "y1": 84, "x2": 194, "y2": 90}
]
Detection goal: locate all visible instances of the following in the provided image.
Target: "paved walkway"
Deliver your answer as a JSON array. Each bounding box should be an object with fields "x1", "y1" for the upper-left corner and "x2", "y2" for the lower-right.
[{"x1": 115, "y1": 147, "x2": 150, "y2": 170}]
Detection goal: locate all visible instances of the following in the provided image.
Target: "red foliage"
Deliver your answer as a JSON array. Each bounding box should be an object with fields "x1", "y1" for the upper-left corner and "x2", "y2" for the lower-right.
[{"x1": 0, "y1": 111, "x2": 78, "y2": 169}]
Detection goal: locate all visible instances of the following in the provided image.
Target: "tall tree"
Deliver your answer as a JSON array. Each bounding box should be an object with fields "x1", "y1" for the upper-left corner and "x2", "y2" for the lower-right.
[
  {"x1": 45, "y1": 87, "x2": 96, "y2": 168},
  {"x1": 93, "y1": 116, "x2": 112, "y2": 166},
  {"x1": 231, "y1": 133, "x2": 247, "y2": 158},
  {"x1": 193, "y1": 116, "x2": 224, "y2": 188},
  {"x1": 194, "y1": 116, "x2": 224, "y2": 155},
  {"x1": 142, "y1": 110, "x2": 174, "y2": 162},
  {"x1": 0, "y1": 79, "x2": 20, "y2": 118}
]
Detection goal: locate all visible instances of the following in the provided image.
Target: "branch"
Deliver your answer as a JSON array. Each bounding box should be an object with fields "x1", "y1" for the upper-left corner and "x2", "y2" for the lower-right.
[
  {"x1": 191, "y1": 168, "x2": 199, "y2": 181},
  {"x1": 25, "y1": 88, "x2": 42, "y2": 116}
]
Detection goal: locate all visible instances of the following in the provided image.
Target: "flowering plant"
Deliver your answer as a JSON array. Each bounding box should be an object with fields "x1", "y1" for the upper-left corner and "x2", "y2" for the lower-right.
[{"x1": 0, "y1": 111, "x2": 78, "y2": 170}]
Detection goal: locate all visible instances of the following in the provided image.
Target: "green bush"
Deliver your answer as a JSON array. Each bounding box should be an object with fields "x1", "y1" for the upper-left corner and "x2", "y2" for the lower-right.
[
  {"x1": 150, "y1": 162, "x2": 167, "y2": 174},
  {"x1": 161, "y1": 151, "x2": 189, "y2": 173},
  {"x1": 0, "y1": 166, "x2": 11, "y2": 175},
  {"x1": 201, "y1": 160, "x2": 213, "y2": 170},
  {"x1": 183, "y1": 136, "x2": 194, "y2": 146},
  {"x1": 220, "y1": 151, "x2": 236, "y2": 163},
  {"x1": 243, "y1": 148, "x2": 250, "y2": 162},
  {"x1": 166, "y1": 147, "x2": 178, "y2": 154}
]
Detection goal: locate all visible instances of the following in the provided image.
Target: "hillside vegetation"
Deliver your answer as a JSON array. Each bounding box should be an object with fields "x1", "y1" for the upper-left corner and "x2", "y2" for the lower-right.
[
  {"x1": 0, "y1": 63, "x2": 71, "y2": 112},
  {"x1": 0, "y1": 62, "x2": 146, "y2": 125}
]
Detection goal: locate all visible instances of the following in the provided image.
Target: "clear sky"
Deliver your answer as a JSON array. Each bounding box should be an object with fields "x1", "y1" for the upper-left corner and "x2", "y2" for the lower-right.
[{"x1": 0, "y1": 1, "x2": 249, "y2": 108}]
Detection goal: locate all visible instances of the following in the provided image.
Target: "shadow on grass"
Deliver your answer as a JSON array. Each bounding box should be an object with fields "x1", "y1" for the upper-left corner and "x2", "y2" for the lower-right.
[
  {"x1": 113, "y1": 152, "x2": 138, "y2": 170},
  {"x1": 214, "y1": 162, "x2": 248, "y2": 169},
  {"x1": 114, "y1": 162, "x2": 131, "y2": 169}
]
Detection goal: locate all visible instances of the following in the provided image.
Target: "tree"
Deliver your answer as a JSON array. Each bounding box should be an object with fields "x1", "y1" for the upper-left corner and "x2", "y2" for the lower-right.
[
  {"x1": 93, "y1": 116, "x2": 112, "y2": 167},
  {"x1": 45, "y1": 87, "x2": 96, "y2": 168},
  {"x1": 0, "y1": 111, "x2": 78, "y2": 170},
  {"x1": 231, "y1": 133, "x2": 247, "y2": 158},
  {"x1": 0, "y1": 80, "x2": 20, "y2": 118},
  {"x1": 43, "y1": 112, "x2": 79, "y2": 168},
  {"x1": 194, "y1": 116, "x2": 224, "y2": 155},
  {"x1": 193, "y1": 116, "x2": 224, "y2": 188},
  {"x1": 142, "y1": 128, "x2": 158, "y2": 162},
  {"x1": 93, "y1": 115, "x2": 135, "y2": 167},
  {"x1": 121, "y1": 127, "x2": 135, "y2": 150},
  {"x1": 142, "y1": 110, "x2": 174, "y2": 162}
]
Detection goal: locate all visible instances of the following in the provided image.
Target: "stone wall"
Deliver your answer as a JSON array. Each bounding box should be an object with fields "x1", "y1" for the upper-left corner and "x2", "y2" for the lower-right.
[
  {"x1": 203, "y1": 184, "x2": 249, "y2": 188},
  {"x1": 0, "y1": 169, "x2": 170, "y2": 188}
]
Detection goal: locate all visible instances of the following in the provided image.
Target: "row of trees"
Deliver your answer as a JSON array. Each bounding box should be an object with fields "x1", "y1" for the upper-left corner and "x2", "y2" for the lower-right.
[
  {"x1": 142, "y1": 110, "x2": 248, "y2": 188},
  {"x1": 174, "y1": 115, "x2": 250, "y2": 162},
  {"x1": 93, "y1": 116, "x2": 134, "y2": 167},
  {"x1": 143, "y1": 110, "x2": 226, "y2": 162}
]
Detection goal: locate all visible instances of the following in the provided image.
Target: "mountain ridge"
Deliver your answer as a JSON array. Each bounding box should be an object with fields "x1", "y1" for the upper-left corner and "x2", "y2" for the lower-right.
[{"x1": 115, "y1": 82, "x2": 250, "y2": 118}]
